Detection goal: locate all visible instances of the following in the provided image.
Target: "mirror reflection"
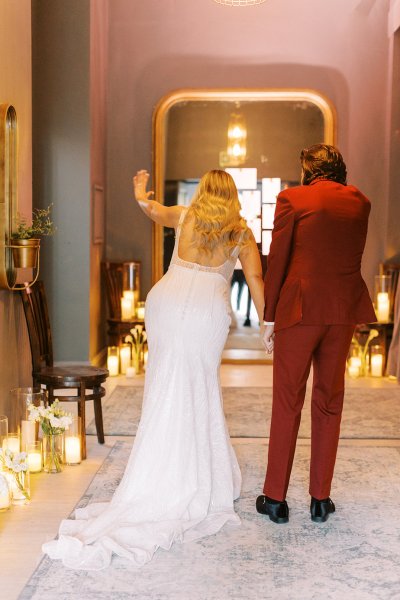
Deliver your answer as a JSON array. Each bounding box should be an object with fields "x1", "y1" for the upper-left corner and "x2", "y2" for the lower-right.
[{"x1": 155, "y1": 91, "x2": 335, "y2": 361}]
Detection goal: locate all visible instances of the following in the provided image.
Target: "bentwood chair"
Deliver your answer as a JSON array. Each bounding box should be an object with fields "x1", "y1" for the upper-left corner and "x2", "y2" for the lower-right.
[{"x1": 19, "y1": 281, "x2": 108, "y2": 459}]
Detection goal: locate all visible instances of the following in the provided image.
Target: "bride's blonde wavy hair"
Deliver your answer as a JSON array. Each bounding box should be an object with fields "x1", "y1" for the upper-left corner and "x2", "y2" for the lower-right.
[{"x1": 187, "y1": 170, "x2": 250, "y2": 255}]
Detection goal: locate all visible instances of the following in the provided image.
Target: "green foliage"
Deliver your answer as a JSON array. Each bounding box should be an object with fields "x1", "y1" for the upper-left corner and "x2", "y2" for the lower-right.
[{"x1": 12, "y1": 205, "x2": 55, "y2": 239}]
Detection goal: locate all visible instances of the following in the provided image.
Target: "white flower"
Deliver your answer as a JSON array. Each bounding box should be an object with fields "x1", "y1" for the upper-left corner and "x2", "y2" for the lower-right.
[
  {"x1": 4, "y1": 456, "x2": 13, "y2": 469},
  {"x1": 13, "y1": 464, "x2": 22, "y2": 473}
]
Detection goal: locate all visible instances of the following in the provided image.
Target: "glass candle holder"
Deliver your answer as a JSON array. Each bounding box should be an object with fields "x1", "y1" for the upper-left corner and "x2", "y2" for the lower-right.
[
  {"x1": 347, "y1": 343, "x2": 362, "y2": 378},
  {"x1": 64, "y1": 416, "x2": 81, "y2": 465},
  {"x1": 107, "y1": 346, "x2": 120, "y2": 376},
  {"x1": 4, "y1": 434, "x2": 20, "y2": 454},
  {"x1": 26, "y1": 441, "x2": 43, "y2": 473},
  {"x1": 9, "y1": 387, "x2": 45, "y2": 448},
  {"x1": 136, "y1": 301, "x2": 145, "y2": 321},
  {"x1": 0, "y1": 473, "x2": 11, "y2": 511},
  {"x1": 370, "y1": 344, "x2": 384, "y2": 377},
  {"x1": 122, "y1": 262, "x2": 141, "y2": 309},
  {"x1": 0, "y1": 415, "x2": 8, "y2": 452},
  {"x1": 9, "y1": 468, "x2": 30, "y2": 505},
  {"x1": 374, "y1": 275, "x2": 391, "y2": 322},
  {"x1": 119, "y1": 343, "x2": 131, "y2": 375}
]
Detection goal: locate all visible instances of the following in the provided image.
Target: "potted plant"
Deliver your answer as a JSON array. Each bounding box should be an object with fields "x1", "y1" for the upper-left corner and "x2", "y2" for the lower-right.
[{"x1": 11, "y1": 205, "x2": 54, "y2": 269}]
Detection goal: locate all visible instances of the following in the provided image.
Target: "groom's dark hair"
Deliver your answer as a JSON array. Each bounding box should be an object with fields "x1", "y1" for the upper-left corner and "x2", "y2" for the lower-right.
[{"x1": 300, "y1": 144, "x2": 347, "y2": 186}]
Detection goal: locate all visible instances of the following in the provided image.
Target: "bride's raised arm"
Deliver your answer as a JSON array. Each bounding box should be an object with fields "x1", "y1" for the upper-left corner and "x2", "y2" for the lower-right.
[{"x1": 133, "y1": 169, "x2": 184, "y2": 228}]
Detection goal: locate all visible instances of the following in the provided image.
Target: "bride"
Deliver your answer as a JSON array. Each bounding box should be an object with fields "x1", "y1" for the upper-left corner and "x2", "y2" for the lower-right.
[{"x1": 43, "y1": 169, "x2": 265, "y2": 570}]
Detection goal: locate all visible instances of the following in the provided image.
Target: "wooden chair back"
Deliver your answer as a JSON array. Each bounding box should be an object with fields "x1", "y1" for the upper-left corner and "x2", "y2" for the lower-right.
[{"x1": 19, "y1": 281, "x2": 53, "y2": 372}]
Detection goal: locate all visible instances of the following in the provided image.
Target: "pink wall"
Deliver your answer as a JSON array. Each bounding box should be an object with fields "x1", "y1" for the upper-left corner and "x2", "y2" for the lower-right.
[
  {"x1": 0, "y1": 0, "x2": 33, "y2": 415},
  {"x1": 106, "y1": 0, "x2": 392, "y2": 295}
]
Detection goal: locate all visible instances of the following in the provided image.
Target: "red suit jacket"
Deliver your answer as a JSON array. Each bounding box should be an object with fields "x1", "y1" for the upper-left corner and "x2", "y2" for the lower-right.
[{"x1": 264, "y1": 179, "x2": 376, "y2": 331}]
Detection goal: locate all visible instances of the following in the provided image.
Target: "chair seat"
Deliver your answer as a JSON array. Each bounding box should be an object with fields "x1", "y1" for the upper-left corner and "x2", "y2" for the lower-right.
[{"x1": 34, "y1": 365, "x2": 109, "y2": 385}]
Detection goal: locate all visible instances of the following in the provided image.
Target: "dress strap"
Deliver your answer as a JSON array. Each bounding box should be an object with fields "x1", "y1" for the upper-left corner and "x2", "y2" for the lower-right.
[
  {"x1": 176, "y1": 207, "x2": 188, "y2": 232},
  {"x1": 230, "y1": 229, "x2": 245, "y2": 260}
]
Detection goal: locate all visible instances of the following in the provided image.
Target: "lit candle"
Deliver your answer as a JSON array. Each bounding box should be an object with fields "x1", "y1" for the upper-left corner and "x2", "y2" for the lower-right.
[
  {"x1": 0, "y1": 475, "x2": 10, "y2": 510},
  {"x1": 126, "y1": 366, "x2": 135, "y2": 378},
  {"x1": 348, "y1": 356, "x2": 361, "y2": 378},
  {"x1": 120, "y1": 345, "x2": 131, "y2": 375},
  {"x1": 123, "y1": 290, "x2": 135, "y2": 310},
  {"x1": 370, "y1": 353, "x2": 383, "y2": 377},
  {"x1": 65, "y1": 436, "x2": 81, "y2": 465},
  {"x1": 136, "y1": 305, "x2": 145, "y2": 320},
  {"x1": 21, "y1": 420, "x2": 36, "y2": 448},
  {"x1": 121, "y1": 295, "x2": 134, "y2": 320},
  {"x1": 28, "y1": 452, "x2": 42, "y2": 473},
  {"x1": 4, "y1": 435, "x2": 20, "y2": 453},
  {"x1": 107, "y1": 355, "x2": 119, "y2": 376},
  {"x1": 376, "y1": 292, "x2": 390, "y2": 322}
]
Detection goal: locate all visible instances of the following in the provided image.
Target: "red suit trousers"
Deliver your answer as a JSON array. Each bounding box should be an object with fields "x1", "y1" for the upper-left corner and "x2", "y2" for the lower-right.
[{"x1": 263, "y1": 323, "x2": 354, "y2": 501}]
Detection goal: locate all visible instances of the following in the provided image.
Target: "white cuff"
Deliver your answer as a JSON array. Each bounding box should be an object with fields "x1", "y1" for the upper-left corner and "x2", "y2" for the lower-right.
[{"x1": 263, "y1": 321, "x2": 275, "y2": 326}]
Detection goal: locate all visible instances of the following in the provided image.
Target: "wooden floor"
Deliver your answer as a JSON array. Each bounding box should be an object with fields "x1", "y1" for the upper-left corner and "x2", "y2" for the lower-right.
[{"x1": 0, "y1": 365, "x2": 397, "y2": 599}]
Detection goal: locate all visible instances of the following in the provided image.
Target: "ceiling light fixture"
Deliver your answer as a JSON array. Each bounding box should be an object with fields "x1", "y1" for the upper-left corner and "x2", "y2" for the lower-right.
[{"x1": 213, "y1": 0, "x2": 267, "y2": 6}]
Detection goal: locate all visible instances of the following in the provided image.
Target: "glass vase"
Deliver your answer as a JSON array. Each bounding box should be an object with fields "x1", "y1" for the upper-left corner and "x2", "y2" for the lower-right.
[
  {"x1": 133, "y1": 348, "x2": 144, "y2": 375},
  {"x1": 43, "y1": 433, "x2": 64, "y2": 473},
  {"x1": 0, "y1": 473, "x2": 11, "y2": 511},
  {"x1": 9, "y1": 469, "x2": 30, "y2": 505}
]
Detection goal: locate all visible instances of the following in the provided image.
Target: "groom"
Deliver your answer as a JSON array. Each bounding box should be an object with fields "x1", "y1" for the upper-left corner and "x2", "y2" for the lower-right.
[{"x1": 257, "y1": 144, "x2": 376, "y2": 523}]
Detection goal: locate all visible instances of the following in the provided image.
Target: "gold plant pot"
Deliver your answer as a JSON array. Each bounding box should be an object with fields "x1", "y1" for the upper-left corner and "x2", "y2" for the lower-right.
[{"x1": 11, "y1": 239, "x2": 40, "y2": 269}]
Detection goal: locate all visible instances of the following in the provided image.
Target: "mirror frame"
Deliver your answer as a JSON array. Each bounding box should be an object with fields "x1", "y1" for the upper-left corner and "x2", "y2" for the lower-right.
[{"x1": 152, "y1": 88, "x2": 336, "y2": 283}]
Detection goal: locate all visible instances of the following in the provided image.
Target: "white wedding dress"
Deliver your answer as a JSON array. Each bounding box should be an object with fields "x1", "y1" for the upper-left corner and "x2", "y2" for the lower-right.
[{"x1": 43, "y1": 209, "x2": 242, "y2": 570}]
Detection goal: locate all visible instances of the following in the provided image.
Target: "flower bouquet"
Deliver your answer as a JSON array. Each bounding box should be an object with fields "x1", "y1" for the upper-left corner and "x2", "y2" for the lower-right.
[
  {"x1": 125, "y1": 325, "x2": 147, "y2": 375},
  {"x1": 0, "y1": 447, "x2": 30, "y2": 503},
  {"x1": 28, "y1": 400, "x2": 73, "y2": 473}
]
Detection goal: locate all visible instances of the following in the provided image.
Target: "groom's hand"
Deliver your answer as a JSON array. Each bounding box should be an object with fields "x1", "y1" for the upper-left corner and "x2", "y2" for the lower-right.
[{"x1": 262, "y1": 324, "x2": 275, "y2": 354}]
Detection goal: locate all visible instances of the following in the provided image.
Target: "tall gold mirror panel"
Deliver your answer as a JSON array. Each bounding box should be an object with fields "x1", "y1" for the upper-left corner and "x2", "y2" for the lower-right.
[
  {"x1": 0, "y1": 104, "x2": 18, "y2": 290},
  {"x1": 152, "y1": 89, "x2": 336, "y2": 363}
]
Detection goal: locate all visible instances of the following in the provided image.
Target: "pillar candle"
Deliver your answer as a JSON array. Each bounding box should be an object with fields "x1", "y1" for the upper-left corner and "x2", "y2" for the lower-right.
[
  {"x1": 137, "y1": 307, "x2": 145, "y2": 320},
  {"x1": 370, "y1": 354, "x2": 383, "y2": 377},
  {"x1": 121, "y1": 296, "x2": 134, "y2": 320},
  {"x1": 65, "y1": 436, "x2": 81, "y2": 465},
  {"x1": 4, "y1": 436, "x2": 20, "y2": 453},
  {"x1": 28, "y1": 452, "x2": 42, "y2": 473},
  {"x1": 21, "y1": 420, "x2": 36, "y2": 448},
  {"x1": 126, "y1": 366, "x2": 135, "y2": 378},
  {"x1": 120, "y1": 346, "x2": 131, "y2": 375},
  {"x1": 348, "y1": 356, "x2": 361, "y2": 378},
  {"x1": 376, "y1": 292, "x2": 390, "y2": 322},
  {"x1": 0, "y1": 475, "x2": 10, "y2": 510},
  {"x1": 107, "y1": 355, "x2": 119, "y2": 376}
]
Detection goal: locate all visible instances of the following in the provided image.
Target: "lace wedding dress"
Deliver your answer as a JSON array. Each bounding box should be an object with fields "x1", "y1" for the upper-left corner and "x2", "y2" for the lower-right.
[{"x1": 43, "y1": 209, "x2": 242, "y2": 570}]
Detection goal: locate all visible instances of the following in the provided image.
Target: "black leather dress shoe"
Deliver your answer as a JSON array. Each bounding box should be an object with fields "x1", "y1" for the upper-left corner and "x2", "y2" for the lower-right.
[
  {"x1": 256, "y1": 495, "x2": 289, "y2": 524},
  {"x1": 310, "y1": 497, "x2": 335, "y2": 523}
]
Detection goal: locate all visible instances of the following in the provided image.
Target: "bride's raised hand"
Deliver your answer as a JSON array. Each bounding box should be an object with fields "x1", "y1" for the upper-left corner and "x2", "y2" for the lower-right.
[{"x1": 133, "y1": 170, "x2": 154, "y2": 205}]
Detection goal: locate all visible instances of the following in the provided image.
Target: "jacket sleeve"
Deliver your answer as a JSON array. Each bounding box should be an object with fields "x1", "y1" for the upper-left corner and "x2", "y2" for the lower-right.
[{"x1": 263, "y1": 192, "x2": 295, "y2": 322}]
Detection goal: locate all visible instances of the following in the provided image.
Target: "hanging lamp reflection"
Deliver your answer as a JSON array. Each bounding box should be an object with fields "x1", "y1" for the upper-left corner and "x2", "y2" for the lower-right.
[{"x1": 226, "y1": 112, "x2": 247, "y2": 166}]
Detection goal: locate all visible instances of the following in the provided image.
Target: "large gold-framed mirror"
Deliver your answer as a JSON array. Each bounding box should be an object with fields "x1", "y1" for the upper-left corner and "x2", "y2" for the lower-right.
[{"x1": 153, "y1": 89, "x2": 336, "y2": 362}]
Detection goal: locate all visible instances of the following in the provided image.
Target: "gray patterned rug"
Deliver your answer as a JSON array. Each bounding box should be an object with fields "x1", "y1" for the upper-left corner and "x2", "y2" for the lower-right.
[
  {"x1": 87, "y1": 386, "x2": 400, "y2": 439},
  {"x1": 19, "y1": 440, "x2": 400, "y2": 600}
]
